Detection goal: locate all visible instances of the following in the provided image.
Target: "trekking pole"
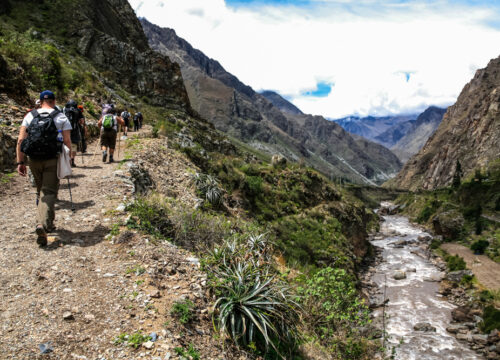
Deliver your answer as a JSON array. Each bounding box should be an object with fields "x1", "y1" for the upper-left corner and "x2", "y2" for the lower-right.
[
  {"x1": 67, "y1": 177, "x2": 75, "y2": 212},
  {"x1": 117, "y1": 125, "x2": 122, "y2": 159}
]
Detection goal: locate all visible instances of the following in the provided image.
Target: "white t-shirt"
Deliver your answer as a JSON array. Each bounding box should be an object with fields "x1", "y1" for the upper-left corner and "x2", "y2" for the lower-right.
[{"x1": 22, "y1": 108, "x2": 72, "y2": 131}]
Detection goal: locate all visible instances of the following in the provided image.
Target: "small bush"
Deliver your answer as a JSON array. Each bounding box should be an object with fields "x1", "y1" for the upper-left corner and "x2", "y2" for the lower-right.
[
  {"x1": 445, "y1": 255, "x2": 467, "y2": 271},
  {"x1": 174, "y1": 344, "x2": 200, "y2": 360},
  {"x1": 126, "y1": 198, "x2": 174, "y2": 239},
  {"x1": 171, "y1": 299, "x2": 194, "y2": 324},
  {"x1": 471, "y1": 240, "x2": 489, "y2": 254},
  {"x1": 430, "y1": 239, "x2": 441, "y2": 249},
  {"x1": 114, "y1": 331, "x2": 151, "y2": 349},
  {"x1": 480, "y1": 306, "x2": 500, "y2": 333},
  {"x1": 298, "y1": 267, "x2": 369, "y2": 340}
]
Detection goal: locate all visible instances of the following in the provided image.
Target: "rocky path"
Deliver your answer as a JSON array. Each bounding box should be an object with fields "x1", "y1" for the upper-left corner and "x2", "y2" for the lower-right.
[
  {"x1": 441, "y1": 243, "x2": 500, "y2": 290},
  {"x1": 0, "y1": 131, "x2": 242, "y2": 359}
]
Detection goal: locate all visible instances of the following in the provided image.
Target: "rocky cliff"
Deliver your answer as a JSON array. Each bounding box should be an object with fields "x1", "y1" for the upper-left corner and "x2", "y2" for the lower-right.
[
  {"x1": 260, "y1": 90, "x2": 303, "y2": 115},
  {"x1": 390, "y1": 106, "x2": 446, "y2": 163},
  {"x1": 141, "y1": 18, "x2": 401, "y2": 184},
  {"x1": 386, "y1": 56, "x2": 500, "y2": 190}
]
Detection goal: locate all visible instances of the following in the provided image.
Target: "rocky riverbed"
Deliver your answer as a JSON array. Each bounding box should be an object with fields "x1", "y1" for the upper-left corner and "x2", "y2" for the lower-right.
[{"x1": 361, "y1": 206, "x2": 498, "y2": 359}]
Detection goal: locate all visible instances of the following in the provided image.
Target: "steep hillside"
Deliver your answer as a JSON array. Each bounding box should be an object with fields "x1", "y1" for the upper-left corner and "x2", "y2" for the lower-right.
[
  {"x1": 334, "y1": 114, "x2": 417, "y2": 142},
  {"x1": 391, "y1": 106, "x2": 446, "y2": 163},
  {"x1": 260, "y1": 90, "x2": 303, "y2": 115},
  {"x1": 373, "y1": 120, "x2": 415, "y2": 148},
  {"x1": 387, "y1": 56, "x2": 500, "y2": 190},
  {"x1": 0, "y1": 1, "x2": 384, "y2": 358},
  {"x1": 141, "y1": 18, "x2": 402, "y2": 185}
]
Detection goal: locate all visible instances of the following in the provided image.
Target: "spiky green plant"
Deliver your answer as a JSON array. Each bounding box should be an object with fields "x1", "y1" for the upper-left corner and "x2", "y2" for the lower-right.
[
  {"x1": 212, "y1": 259, "x2": 298, "y2": 357},
  {"x1": 192, "y1": 173, "x2": 223, "y2": 206}
]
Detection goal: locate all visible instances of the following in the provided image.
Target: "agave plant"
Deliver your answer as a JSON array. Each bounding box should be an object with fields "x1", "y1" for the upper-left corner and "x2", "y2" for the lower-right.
[
  {"x1": 192, "y1": 173, "x2": 223, "y2": 206},
  {"x1": 212, "y1": 260, "x2": 298, "y2": 357}
]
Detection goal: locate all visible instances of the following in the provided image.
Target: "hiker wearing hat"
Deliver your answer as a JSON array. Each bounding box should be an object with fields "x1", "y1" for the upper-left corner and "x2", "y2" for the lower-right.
[
  {"x1": 63, "y1": 99, "x2": 85, "y2": 167},
  {"x1": 98, "y1": 108, "x2": 124, "y2": 163},
  {"x1": 16, "y1": 90, "x2": 72, "y2": 246},
  {"x1": 77, "y1": 105, "x2": 88, "y2": 153}
]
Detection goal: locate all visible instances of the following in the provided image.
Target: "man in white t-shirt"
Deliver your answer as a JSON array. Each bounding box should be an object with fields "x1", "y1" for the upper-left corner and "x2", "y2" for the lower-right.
[{"x1": 16, "y1": 90, "x2": 72, "y2": 247}]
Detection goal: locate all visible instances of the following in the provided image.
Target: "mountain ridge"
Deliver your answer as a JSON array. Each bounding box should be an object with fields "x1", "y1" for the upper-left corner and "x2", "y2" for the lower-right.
[{"x1": 141, "y1": 18, "x2": 402, "y2": 184}]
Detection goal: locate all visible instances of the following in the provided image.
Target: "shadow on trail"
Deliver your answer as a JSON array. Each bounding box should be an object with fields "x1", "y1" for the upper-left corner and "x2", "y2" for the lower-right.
[
  {"x1": 59, "y1": 182, "x2": 79, "y2": 190},
  {"x1": 78, "y1": 165, "x2": 103, "y2": 170},
  {"x1": 55, "y1": 199, "x2": 95, "y2": 211},
  {"x1": 43, "y1": 224, "x2": 109, "y2": 250}
]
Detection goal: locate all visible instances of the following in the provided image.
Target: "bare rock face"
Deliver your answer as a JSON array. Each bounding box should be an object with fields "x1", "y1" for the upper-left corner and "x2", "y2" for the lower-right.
[
  {"x1": 387, "y1": 55, "x2": 500, "y2": 190},
  {"x1": 432, "y1": 210, "x2": 465, "y2": 240},
  {"x1": 73, "y1": 0, "x2": 190, "y2": 110}
]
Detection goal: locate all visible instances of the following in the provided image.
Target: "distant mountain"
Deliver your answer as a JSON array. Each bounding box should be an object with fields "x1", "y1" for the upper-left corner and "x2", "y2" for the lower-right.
[
  {"x1": 374, "y1": 120, "x2": 416, "y2": 148},
  {"x1": 141, "y1": 18, "x2": 402, "y2": 184},
  {"x1": 260, "y1": 90, "x2": 303, "y2": 115},
  {"x1": 333, "y1": 115, "x2": 417, "y2": 143},
  {"x1": 390, "y1": 106, "x2": 446, "y2": 163},
  {"x1": 386, "y1": 56, "x2": 500, "y2": 190}
]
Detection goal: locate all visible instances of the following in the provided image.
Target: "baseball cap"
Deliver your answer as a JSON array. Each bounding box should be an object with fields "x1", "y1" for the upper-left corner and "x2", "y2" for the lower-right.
[{"x1": 39, "y1": 90, "x2": 55, "y2": 100}]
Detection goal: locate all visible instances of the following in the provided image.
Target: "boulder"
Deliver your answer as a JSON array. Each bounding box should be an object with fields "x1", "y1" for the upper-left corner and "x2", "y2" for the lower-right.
[
  {"x1": 452, "y1": 306, "x2": 474, "y2": 322},
  {"x1": 472, "y1": 334, "x2": 489, "y2": 345},
  {"x1": 271, "y1": 154, "x2": 287, "y2": 167},
  {"x1": 446, "y1": 324, "x2": 468, "y2": 334},
  {"x1": 393, "y1": 271, "x2": 407, "y2": 280},
  {"x1": 446, "y1": 270, "x2": 473, "y2": 283},
  {"x1": 432, "y1": 210, "x2": 464, "y2": 240},
  {"x1": 413, "y1": 322, "x2": 436, "y2": 332}
]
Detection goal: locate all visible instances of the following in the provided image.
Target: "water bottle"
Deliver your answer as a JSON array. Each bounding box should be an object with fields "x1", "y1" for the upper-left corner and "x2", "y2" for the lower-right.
[{"x1": 57, "y1": 129, "x2": 63, "y2": 142}]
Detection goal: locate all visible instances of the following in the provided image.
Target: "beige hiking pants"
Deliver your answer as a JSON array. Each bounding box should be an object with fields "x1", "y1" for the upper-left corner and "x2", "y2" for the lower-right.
[{"x1": 28, "y1": 158, "x2": 59, "y2": 230}]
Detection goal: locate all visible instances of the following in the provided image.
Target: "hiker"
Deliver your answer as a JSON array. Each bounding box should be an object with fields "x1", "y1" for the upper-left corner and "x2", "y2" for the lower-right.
[
  {"x1": 16, "y1": 90, "x2": 72, "y2": 246},
  {"x1": 63, "y1": 100, "x2": 84, "y2": 167},
  {"x1": 133, "y1": 111, "x2": 142, "y2": 131},
  {"x1": 98, "y1": 108, "x2": 124, "y2": 163},
  {"x1": 137, "y1": 111, "x2": 143, "y2": 129},
  {"x1": 120, "y1": 108, "x2": 131, "y2": 136},
  {"x1": 77, "y1": 105, "x2": 88, "y2": 153}
]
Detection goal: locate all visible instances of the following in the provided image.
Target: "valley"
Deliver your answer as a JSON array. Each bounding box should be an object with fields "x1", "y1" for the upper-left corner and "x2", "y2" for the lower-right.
[{"x1": 0, "y1": 0, "x2": 499, "y2": 359}]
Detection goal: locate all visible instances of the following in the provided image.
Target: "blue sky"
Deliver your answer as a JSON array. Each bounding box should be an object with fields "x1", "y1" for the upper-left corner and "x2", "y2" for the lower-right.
[{"x1": 130, "y1": 0, "x2": 500, "y2": 117}]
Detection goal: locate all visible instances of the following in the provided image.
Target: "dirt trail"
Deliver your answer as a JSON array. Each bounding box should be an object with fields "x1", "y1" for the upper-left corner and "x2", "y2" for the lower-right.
[
  {"x1": 0, "y1": 130, "x2": 239, "y2": 359},
  {"x1": 441, "y1": 243, "x2": 500, "y2": 290}
]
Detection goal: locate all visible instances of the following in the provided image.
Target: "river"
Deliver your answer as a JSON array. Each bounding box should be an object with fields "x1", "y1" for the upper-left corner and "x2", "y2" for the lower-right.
[{"x1": 369, "y1": 211, "x2": 482, "y2": 359}]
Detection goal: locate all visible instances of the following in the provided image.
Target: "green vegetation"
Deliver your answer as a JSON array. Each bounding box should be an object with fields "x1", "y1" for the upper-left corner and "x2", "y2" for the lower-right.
[
  {"x1": 206, "y1": 236, "x2": 299, "y2": 358},
  {"x1": 174, "y1": 344, "x2": 200, "y2": 360},
  {"x1": 480, "y1": 306, "x2": 500, "y2": 333},
  {"x1": 445, "y1": 255, "x2": 467, "y2": 271},
  {"x1": 114, "y1": 331, "x2": 151, "y2": 349},
  {"x1": 298, "y1": 267, "x2": 370, "y2": 356},
  {"x1": 125, "y1": 265, "x2": 146, "y2": 276},
  {"x1": 192, "y1": 172, "x2": 223, "y2": 206},
  {"x1": 170, "y1": 299, "x2": 194, "y2": 324},
  {"x1": 395, "y1": 160, "x2": 500, "y2": 262}
]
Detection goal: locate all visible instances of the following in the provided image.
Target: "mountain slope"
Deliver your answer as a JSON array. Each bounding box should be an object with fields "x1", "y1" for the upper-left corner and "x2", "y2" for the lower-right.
[
  {"x1": 386, "y1": 56, "x2": 500, "y2": 190},
  {"x1": 334, "y1": 114, "x2": 417, "y2": 143},
  {"x1": 390, "y1": 106, "x2": 446, "y2": 163},
  {"x1": 260, "y1": 90, "x2": 303, "y2": 115},
  {"x1": 141, "y1": 18, "x2": 401, "y2": 184}
]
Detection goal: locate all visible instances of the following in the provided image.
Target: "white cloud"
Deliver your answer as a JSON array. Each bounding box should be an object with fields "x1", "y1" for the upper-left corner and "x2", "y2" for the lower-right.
[{"x1": 129, "y1": 0, "x2": 500, "y2": 118}]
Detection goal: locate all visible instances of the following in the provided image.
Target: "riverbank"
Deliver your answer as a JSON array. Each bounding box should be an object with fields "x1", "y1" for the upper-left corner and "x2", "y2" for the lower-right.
[{"x1": 362, "y1": 206, "x2": 499, "y2": 359}]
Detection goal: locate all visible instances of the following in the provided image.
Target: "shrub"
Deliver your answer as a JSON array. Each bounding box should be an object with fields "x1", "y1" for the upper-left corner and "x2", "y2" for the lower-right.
[
  {"x1": 171, "y1": 299, "x2": 194, "y2": 324},
  {"x1": 298, "y1": 267, "x2": 369, "y2": 340},
  {"x1": 114, "y1": 331, "x2": 151, "y2": 349},
  {"x1": 471, "y1": 240, "x2": 489, "y2": 254},
  {"x1": 445, "y1": 255, "x2": 467, "y2": 271},
  {"x1": 430, "y1": 239, "x2": 441, "y2": 249},
  {"x1": 480, "y1": 306, "x2": 500, "y2": 333},
  {"x1": 126, "y1": 198, "x2": 174, "y2": 240}
]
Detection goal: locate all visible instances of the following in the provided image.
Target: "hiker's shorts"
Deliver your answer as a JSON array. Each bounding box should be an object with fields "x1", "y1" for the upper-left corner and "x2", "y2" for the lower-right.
[{"x1": 100, "y1": 129, "x2": 117, "y2": 149}]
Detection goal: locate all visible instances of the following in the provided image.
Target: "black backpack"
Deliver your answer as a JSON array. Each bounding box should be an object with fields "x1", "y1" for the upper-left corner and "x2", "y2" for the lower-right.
[
  {"x1": 21, "y1": 109, "x2": 61, "y2": 160},
  {"x1": 64, "y1": 106, "x2": 81, "y2": 137}
]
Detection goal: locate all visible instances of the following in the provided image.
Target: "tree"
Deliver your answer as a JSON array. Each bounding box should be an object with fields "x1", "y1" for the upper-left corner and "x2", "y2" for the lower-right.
[{"x1": 452, "y1": 160, "x2": 463, "y2": 188}]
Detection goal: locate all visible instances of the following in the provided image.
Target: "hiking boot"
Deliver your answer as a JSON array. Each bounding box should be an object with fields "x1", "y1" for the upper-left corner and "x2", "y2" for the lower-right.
[
  {"x1": 71, "y1": 159, "x2": 76, "y2": 167},
  {"x1": 108, "y1": 155, "x2": 114, "y2": 163},
  {"x1": 102, "y1": 151, "x2": 107, "y2": 163},
  {"x1": 35, "y1": 225, "x2": 47, "y2": 247}
]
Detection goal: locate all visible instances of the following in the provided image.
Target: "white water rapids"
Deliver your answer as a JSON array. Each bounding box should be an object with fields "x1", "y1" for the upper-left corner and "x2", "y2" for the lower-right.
[{"x1": 370, "y1": 211, "x2": 482, "y2": 359}]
